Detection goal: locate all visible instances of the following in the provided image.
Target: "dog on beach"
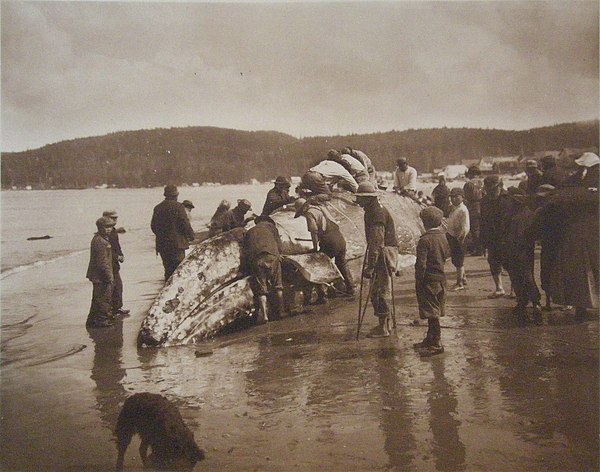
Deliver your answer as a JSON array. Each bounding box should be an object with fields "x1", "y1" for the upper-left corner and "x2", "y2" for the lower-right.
[{"x1": 115, "y1": 392, "x2": 205, "y2": 471}]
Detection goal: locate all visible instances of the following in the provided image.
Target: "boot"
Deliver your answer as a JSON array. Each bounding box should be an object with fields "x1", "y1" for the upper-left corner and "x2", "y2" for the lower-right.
[
  {"x1": 255, "y1": 295, "x2": 269, "y2": 325},
  {"x1": 367, "y1": 315, "x2": 390, "y2": 338}
]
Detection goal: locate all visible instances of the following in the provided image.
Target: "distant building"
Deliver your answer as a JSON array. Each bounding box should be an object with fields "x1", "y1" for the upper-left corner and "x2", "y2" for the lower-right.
[{"x1": 438, "y1": 164, "x2": 468, "y2": 180}]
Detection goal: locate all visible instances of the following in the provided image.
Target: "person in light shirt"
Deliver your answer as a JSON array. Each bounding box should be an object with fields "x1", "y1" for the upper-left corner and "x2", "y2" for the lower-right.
[
  {"x1": 393, "y1": 157, "x2": 418, "y2": 196},
  {"x1": 445, "y1": 187, "x2": 470, "y2": 291},
  {"x1": 332, "y1": 149, "x2": 370, "y2": 184},
  {"x1": 300, "y1": 158, "x2": 359, "y2": 195}
]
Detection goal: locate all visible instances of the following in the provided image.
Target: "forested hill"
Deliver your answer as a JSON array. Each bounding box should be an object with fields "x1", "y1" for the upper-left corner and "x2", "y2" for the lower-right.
[{"x1": 2, "y1": 121, "x2": 598, "y2": 189}]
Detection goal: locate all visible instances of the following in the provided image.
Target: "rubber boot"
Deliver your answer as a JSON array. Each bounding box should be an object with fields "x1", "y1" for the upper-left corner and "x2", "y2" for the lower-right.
[
  {"x1": 255, "y1": 295, "x2": 269, "y2": 325},
  {"x1": 420, "y1": 319, "x2": 444, "y2": 356}
]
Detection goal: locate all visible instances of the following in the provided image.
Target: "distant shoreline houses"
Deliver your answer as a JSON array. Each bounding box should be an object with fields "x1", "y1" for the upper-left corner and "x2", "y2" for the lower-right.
[{"x1": 427, "y1": 146, "x2": 600, "y2": 181}]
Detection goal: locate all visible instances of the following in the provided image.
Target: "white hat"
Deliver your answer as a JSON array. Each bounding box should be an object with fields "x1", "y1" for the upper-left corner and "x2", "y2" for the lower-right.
[{"x1": 574, "y1": 152, "x2": 600, "y2": 168}]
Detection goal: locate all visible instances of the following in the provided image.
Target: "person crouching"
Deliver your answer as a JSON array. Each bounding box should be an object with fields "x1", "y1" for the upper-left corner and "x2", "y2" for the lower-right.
[
  {"x1": 414, "y1": 207, "x2": 451, "y2": 356},
  {"x1": 243, "y1": 215, "x2": 285, "y2": 324}
]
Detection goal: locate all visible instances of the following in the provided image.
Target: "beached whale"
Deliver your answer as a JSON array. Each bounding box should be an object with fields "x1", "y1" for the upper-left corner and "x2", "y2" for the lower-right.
[{"x1": 138, "y1": 191, "x2": 424, "y2": 347}]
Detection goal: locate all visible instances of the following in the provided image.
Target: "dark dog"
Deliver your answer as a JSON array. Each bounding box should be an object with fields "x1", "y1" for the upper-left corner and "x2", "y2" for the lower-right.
[{"x1": 115, "y1": 393, "x2": 205, "y2": 471}]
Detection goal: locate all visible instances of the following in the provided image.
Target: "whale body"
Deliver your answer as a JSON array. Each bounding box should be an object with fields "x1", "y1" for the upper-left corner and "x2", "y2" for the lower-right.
[{"x1": 138, "y1": 191, "x2": 424, "y2": 347}]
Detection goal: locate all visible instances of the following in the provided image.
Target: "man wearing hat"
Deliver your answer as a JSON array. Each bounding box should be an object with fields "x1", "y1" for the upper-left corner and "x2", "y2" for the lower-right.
[
  {"x1": 355, "y1": 181, "x2": 398, "y2": 338},
  {"x1": 342, "y1": 147, "x2": 377, "y2": 185},
  {"x1": 445, "y1": 187, "x2": 470, "y2": 291},
  {"x1": 294, "y1": 197, "x2": 355, "y2": 297},
  {"x1": 86, "y1": 216, "x2": 116, "y2": 328},
  {"x1": 393, "y1": 157, "x2": 417, "y2": 196},
  {"x1": 102, "y1": 210, "x2": 130, "y2": 317},
  {"x1": 182, "y1": 199, "x2": 195, "y2": 218},
  {"x1": 564, "y1": 152, "x2": 600, "y2": 188},
  {"x1": 151, "y1": 185, "x2": 196, "y2": 281},
  {"x1": 519, "y1": 159, "x2": 544, "y2": 195},
  {"x1": 261, "y1": 176, "x2": 295, "y2": 216},
  {"x1": 480, "y1": 175, "x2": 509, "y2": 298},
  {"x1": 463, "y1": 165, "x2": 484, "y2": 255},
  {"x1": 336, "y1": 149, "x2": 370, "y2": 184},
  {"x1": 222, "y1": 199, "x2": 256, "y2": 232},
  {"x1": 243, "y1": 215, "x2": 285, "y2": 324}
]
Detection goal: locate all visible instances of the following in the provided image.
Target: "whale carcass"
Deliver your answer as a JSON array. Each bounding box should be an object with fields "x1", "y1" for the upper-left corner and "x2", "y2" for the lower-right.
[{"x1": 138, "y1": 191, "x2": 424, "y2": 347}]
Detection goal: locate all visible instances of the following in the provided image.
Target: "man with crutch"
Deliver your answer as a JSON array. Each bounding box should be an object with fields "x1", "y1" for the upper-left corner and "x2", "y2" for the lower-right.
[{"x1": 355, "y1": 181, "x2": 399, "y2": 338}]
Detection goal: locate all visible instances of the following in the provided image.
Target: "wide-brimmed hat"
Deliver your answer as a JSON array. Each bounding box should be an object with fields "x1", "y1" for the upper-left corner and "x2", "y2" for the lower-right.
[
  {"x1": 164, "y1": 184, "x2": 179, "y2": 197},
  {"x1": 354, "y1": 181, "x2": 378, "y2": 197},
  {"x1": 273, "y1": 176, "x2": 291, "y2": 187},
  {"x1": 575, "y1": 152, "x2": 600, "y2": 168},
  {"x1": 96, "y1": 216, "x2": 115, "y2": 228},
  {"x1": 294, "y1": 198, "x2": 308, "y2": 218},
  {"x1": 102, "y1": 210, "x2": 118, "y2": 218},
  {"x1": 237, "y1": 199, "x2": 252, "y2": 210},
  {"x1": 483, "y1": 175, "x2": 502, "y2": 189},
  {"x1": 182, "y1": 200, "x2": 195, "y2": 209}
]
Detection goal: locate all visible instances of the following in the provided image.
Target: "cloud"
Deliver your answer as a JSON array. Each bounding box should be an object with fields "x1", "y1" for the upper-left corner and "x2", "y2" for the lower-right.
[{"x1": 1, "y1": 1, "x2": 598, "y2": 151}]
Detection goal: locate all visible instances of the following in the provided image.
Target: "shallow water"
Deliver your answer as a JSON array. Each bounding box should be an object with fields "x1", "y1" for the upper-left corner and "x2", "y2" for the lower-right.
[{"x1": 1, "y1": 184, "x2": 598, "y2": 471}]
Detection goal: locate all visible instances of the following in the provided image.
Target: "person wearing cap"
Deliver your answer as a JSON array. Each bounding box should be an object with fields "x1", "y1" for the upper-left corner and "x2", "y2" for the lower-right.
[
  {"x1": 151, "y1": 185, "x2": 196, "y2": 281},
  {"x1": 261, "y1": 176, "x2": 295, "y2": 216},
  {"x1": 300, "y1": 157, "x2": 359, "y2": 195},
  {"x1": 445, "y1": 187, "x2": 470, "y2": 291},
  {"x1": 518, "y1": 159, "x2": 544, "y2": 195},
  {"x1": 85, "y1": 216, "x2": 116, "y2": 328},
  {"x1": 222, "y1": 199, "x2": 256, "y2": 232},
  {"x1": 102, "y1": 210, "x2": 130, "y2": 317},
  {"x1": 500, "y1": 187, "x2": 543, "y2": 321},
  {"x1": 540, "y1": 155, "x2": 564, "y2": 188},
  {"x1": 463, "y1": 165, "x2": 485, "y2": 256},
  {"x1": 564, "y1": 152, "x2": 600, "y2": 188},
  {"x1": 342, "y1": 147, "x2": 377, "y2": 185},
  {"x1": 392, "y1": 157, "x2": 418, "y2": 196},
  {"x1": 413, "y1": 206, "x2": 451, "y2": 356},
  {"x1": 431, "y1": 175, "x2": 451, "y2": 217},
  {"x1": 355, "y1": 181, "x2": 399, "y2": 338},
  {"x1": 242, "y1": 215, "x2": 285, "y2": 324},
  {"x1": 182, "y1": 200, "x2": 195, "y2": 219},
  {"x1": 480, "y1": 175, "x2": 509, "y2": 298},
  {"x1": 335, "y1": 150, "x2": 370, "y2": 184},
  {"x1": 294, "y1": 197, "x2": 355, "y2": 298}
]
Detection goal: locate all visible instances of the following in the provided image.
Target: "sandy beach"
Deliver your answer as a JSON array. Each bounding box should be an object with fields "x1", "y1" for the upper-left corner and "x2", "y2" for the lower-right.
[{"x1": 1, "y1": 201, "x2": 598, "y2": 471}]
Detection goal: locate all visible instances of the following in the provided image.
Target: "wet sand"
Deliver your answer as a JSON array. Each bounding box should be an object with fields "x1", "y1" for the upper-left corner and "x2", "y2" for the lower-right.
[{"x1": 1, "y1": 248, "x2": 598, "y2": 471}]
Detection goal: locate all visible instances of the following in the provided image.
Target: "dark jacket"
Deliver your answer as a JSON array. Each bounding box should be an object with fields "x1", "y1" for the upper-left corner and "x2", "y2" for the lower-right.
[
  {"x1": 261, "y1": 187, "x2": 294, "y2": 216},
  {"x1": 244, "y1": 221, "x2": 282, "y2": 263},
  {"x1": 108, "y1": 229, "x2": 123, "y2": 272},
  {"x1": 151, "y1": 198, "x2": 195, "y2": 252},
  {"x1": 480, "y1": 191, "x2": 510, "y2": 249},
  {"x1": 222, "y1": 208, "x2": 249, "y2": 232},
  {"x1": 86, "y1": 233, "x2": 114, "y2": 283},
  {"x1": 363, "y1": 201, "x2": 398, "y2": 271},
  {"x1": 415, "y1": 227, "x2": 450, "y2": 282}
]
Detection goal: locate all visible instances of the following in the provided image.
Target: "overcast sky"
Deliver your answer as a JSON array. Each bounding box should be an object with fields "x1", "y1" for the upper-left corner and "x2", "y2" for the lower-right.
[{"x1": 1, "y1": 1, "x2": 598, "y2": 152}]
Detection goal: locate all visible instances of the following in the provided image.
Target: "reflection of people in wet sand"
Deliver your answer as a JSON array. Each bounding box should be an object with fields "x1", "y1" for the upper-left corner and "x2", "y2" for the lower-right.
[{"x1": 87, "y1": 320, "x2": 128, "y2": 455}]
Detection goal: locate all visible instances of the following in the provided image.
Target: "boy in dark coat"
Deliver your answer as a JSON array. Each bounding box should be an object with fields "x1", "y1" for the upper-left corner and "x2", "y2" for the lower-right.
[
  {"x1": 86, "y1": 216, "x2": 116, "y2": 328},
  {"x1": 103, "y1": 210, "x2": 130, "y2": 316},
  {"x1": 414, "y1": 206, "x2": 451, "y2": 356}
]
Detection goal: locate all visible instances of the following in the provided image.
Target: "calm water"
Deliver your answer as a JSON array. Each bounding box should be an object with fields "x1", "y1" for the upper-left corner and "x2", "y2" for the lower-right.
[{"x1": 0, "y1": 184, "x2": 273, "y2": 275}]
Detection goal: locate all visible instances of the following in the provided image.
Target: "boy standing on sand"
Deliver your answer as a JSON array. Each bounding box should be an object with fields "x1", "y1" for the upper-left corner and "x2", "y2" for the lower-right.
[
  {"x1": 86, "y1": 216, "x2": 116, "y2": 328},
  {"x1": 414, "y1": 206, "x2": 451, "y2": 356}
]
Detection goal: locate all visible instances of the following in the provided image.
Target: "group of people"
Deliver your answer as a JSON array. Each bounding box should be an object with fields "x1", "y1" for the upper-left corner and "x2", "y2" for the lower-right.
[
  {"x1": 85, "y1": 210, "x2": 130, "y2": 328},
  {"x1": 85, "y1": 148, "x2": 598, "y2": 353}
]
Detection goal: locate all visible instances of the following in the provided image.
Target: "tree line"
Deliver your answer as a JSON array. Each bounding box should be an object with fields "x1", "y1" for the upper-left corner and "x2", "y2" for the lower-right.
[{"x1": 2, "y1": 121, "x2": 598, "y2": 189}]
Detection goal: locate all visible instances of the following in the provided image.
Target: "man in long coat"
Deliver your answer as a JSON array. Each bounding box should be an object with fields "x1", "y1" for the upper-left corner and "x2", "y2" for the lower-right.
[{"x1": 151, "y1": 185, "x2": 195, "y2": 281}]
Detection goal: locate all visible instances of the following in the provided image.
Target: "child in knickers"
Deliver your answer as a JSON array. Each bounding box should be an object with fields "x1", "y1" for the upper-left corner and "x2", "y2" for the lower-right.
[{"x1": 414, "y1": 206, "x2": 451, "y2": 356}]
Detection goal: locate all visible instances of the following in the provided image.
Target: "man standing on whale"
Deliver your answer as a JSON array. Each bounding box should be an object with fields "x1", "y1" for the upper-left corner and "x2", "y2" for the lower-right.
[
  {"x1": 151, "y1": 184, "x2": 195, "y2": 281},
  {"x1": 355, "y1": 181, "x2": 398, "y2": 338}
]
